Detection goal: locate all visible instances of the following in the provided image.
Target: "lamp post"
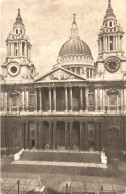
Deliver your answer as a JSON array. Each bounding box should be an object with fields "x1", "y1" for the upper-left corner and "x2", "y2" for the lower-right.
[{"x1": 17, "y1": 180, "x2": 20, "y2": 194}]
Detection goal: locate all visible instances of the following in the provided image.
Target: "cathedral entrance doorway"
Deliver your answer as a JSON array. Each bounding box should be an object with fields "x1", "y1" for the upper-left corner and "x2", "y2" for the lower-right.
[
  {"x1": 57, "y1": 121, "x2": 65, "y2": 147},
  {"x1": 31, "y1": 139, "x2": 35, "y2": 149}
]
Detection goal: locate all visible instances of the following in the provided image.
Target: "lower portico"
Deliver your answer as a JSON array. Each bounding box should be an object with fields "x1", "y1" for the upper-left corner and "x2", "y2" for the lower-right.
[{"x1": 22, "y1": 119, "x2": 101, "y2": 152}]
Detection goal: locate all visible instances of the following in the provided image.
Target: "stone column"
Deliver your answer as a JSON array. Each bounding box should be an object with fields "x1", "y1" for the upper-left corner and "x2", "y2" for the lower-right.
[
  {"x1": 80, "y1": 122, "x2": 84, "y2": 151},
  {"x1": 85, "y1": 87, "x2": 89, "y2": 111},
  {"x1": 25, "y1": 122, "x2": 29, "y2": 149},
  {"x1": 1, "y1": 92, "x2": 3, "y2": 112},
  {"x1": 102, "y1": 89, "x2": 105, "y2": 111},
  {"x1": 65, "y1": 87, "x2": 68, "y2": 113},
  {"x1": 49, "y1": 122, "x2": 53, "y2": 149},
  {"x1": 65, "y1": 122, "x2": 68, "y2": 150},
  {"x1": 18, "y1": 42, "x2": 20, "y2": 56},
  {"x1": 95, "y1": 123, "x2": 100, "y2": 151},
  {"x1": 85, "y1": 122, "x2": 88, "y2": 151},
  {"x1": 25, "y1": 43, "x2": 27, "y2": 56},
  {"x1": 35, "y1": 88, "x2": 38, "y2": 113},
  {"x1": 42, "y1": 122, "x2": 45, "y2": 149},
  {"x1": 26, "y1": 90, "x2": 29, "y2": 111},
  {"x1": 116, "y1": 36, "x2": 118, "y2": 50},
  {"x1": 70, "y1": 121, "x2": 73, "y2": 150},
  {"x1": 97, "y1": 87, "x2": 100, "y2": 110},
  {"x1": 98, "y1": 40, "x2": 100, "y2": 53},
  {"x1": 80, "y1": 86, "x2": 83, "y2": 113},
  {"x1": 39, "y1": 88, "x2": 42, "y2": 113},
  {"x1": 121, "y1": 88, "x2": 124, "y2": 114},
  {"x1": 22, "y1": 90, "x2": 25, "y2": 112},
  {"x1": 124, "y1": 87, "x2": 126, "y2": 113},
  {"x1": 95, "y1": 88, "x2": 98, "y2": 111},
  {"x1": 49, "y1": 88, "x2": 52, "y2": 112},
  {"x1": 108, "y1": 36, "x2": 110, "y2": 51},
  {"x1": 53, "y1": 87, "x2": 56, "y2": 112},
  {"x1": 100, "y1": 88, "x2": 103, "y2": 110},
  {"x1": 106, "y1": 37, "x2": 107, "y2": 52},
  {"x1": 100, "y1": 38, "x2": 101, "y2": 52},
  {"x1": 39, "y1": 122, "x2": 42, "y2": 149},
  {"x1": 12, "y1": 43, "x2": 14, "y2": 56},
  {"x1": 114, "y1": 36, "x2": 116, "y2": 50},
  {"x1": 20, "y1": 42, "x2": 22, "y2": 56},
  {"x1": 4, "y1": 92, "x2": 7, "y2": 113},
  {"x1": 35, "y1": 123, "x2": 39, "y2": 149},
  {"x1": 118, "y1": 35, "x2": 120, "y2": 50},
  {"x1": 22, "y1": 122, "x2": 25, "y2": 148},
  {"x1": 69, "y1": 87, "x2": 73, "y2": 113},
  {"x1": 53, "y1": 121, "x2": 57, "y2": 150}
]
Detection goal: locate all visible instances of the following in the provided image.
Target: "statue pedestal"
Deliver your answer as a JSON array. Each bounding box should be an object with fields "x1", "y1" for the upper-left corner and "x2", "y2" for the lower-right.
[
  {"x1": 123, "y1": 188, "x2": 126, "y2": 194},
  {"x1": 35, "y1": 186, "x2": 46, "y2": 193},
  {"x1": 101, "y1": 151, "x2": 107, "y2": 165}
]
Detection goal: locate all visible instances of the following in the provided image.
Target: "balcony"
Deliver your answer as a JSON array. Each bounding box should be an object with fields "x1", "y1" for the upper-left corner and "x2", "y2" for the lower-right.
[
  {"x1": 105, "y1": 106, "x2": 121, "y2": 114},
  {"x1": 7, "y1": 106, "x2": 20, "y2": 115}
]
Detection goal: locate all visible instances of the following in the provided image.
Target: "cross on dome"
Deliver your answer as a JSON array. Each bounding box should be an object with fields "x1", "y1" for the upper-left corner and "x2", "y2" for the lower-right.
[
  {"x1": 108, "y1": 0, "x2": 111, "y2": 7},
  {"x1": 73, "y1": 13, "x2": 76, "y2": 24}
]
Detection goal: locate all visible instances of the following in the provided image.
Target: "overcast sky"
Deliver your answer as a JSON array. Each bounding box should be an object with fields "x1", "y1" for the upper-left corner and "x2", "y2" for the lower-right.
[{"x1": 1, "y1": 0, "x2": 126, "y2": 75}]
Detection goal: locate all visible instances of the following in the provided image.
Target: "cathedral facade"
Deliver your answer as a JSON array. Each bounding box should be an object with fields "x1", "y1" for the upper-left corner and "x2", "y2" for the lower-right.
[{"x1": 1, "y1": 1, "x2": 126, "y2": 158}]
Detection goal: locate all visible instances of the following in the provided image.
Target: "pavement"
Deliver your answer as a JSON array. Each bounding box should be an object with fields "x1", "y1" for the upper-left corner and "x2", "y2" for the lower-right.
[
  {"x1": 1, "y1": 176, "x2": 126, "y2": 194},
  {"x1": 1, "y1": 156, "x2": 126, "y2": 194}
]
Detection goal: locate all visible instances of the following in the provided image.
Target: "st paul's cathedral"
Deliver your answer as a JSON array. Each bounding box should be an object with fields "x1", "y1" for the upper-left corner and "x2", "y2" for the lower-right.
[{"x1": 1, "y1": 0, "x2": 126, "y2": 159}]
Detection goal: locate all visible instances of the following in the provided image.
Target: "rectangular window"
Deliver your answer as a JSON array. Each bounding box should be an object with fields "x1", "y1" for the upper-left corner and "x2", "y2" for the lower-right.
[{"x1": 109, "y1": 94, "x2": 117, "y2": 106}]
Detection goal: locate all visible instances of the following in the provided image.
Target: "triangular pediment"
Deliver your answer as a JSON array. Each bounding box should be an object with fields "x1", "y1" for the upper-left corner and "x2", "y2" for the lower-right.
[{"x1": 34, "y1": 67, "x2": 85, "y2": 82}]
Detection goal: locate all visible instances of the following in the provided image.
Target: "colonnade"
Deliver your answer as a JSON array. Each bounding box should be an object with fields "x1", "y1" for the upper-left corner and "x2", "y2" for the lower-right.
[
  {"x1": 23, "y1": 121, "x2": 101, "y2": 151},
  {"x1": 7, "y1": 41, "x2": 30, "y2": 57},
  {"x1": 99, "y1": 35, "x2": 122, "y2": 52},
  {"x1": 31, "y1": 86, "x2": 88, "y2": 113}
]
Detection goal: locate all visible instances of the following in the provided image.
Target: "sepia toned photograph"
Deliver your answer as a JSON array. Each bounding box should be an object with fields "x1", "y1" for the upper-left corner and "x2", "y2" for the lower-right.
[{"x1": 0, "y1": 0, "x2": 126, "y2": 193}]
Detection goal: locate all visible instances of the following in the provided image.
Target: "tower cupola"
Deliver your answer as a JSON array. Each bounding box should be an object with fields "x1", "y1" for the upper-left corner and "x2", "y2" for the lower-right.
[
  {"x1": 1, "y1": 9, "x2": 36, "y2": 83},
  {"x1": 98, "y1": 0, "x2": 124, "y2": 60}
]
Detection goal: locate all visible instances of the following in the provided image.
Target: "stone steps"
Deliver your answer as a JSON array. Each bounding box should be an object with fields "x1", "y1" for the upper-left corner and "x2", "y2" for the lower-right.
[{"x1": 20, "y1": 150, "x2": 101, "y2": 164}]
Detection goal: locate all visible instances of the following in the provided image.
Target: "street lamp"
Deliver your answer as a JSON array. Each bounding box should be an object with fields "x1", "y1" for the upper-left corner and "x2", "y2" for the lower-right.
[{"x1": 17, "y1": 180, "x2": 20, "y2": 194}]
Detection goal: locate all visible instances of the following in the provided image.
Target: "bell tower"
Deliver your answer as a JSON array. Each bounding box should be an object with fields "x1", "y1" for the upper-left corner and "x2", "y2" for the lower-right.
[
  {"x1": 96, "y1": 0, "x2": 126, "y2": 79},
  {"x1": 1, "y1": 9, "x2": 35, "y2": 83}
]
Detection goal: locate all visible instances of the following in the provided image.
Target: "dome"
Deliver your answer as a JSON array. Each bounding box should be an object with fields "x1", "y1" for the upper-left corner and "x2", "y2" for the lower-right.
[
  {"x1": 54, "y1": 14, "x2": 94, "y2": 71},
  {"x1": 59, "y1": 37, "x2": 92, "y2": 58}
]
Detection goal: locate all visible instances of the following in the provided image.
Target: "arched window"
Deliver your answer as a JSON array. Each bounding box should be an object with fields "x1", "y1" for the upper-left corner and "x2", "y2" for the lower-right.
[{"x1": 110, "y1": 21, "x2": 112, "y2": 27}]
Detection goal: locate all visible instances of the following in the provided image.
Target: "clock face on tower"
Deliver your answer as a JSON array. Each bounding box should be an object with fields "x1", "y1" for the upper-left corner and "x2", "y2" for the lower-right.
[
  {"x1": 105, "y1": 57, "x2": 120, "y2": 73},
  {"x1": 8, "y1": 62, "x2": 20, "y2": 77}
]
